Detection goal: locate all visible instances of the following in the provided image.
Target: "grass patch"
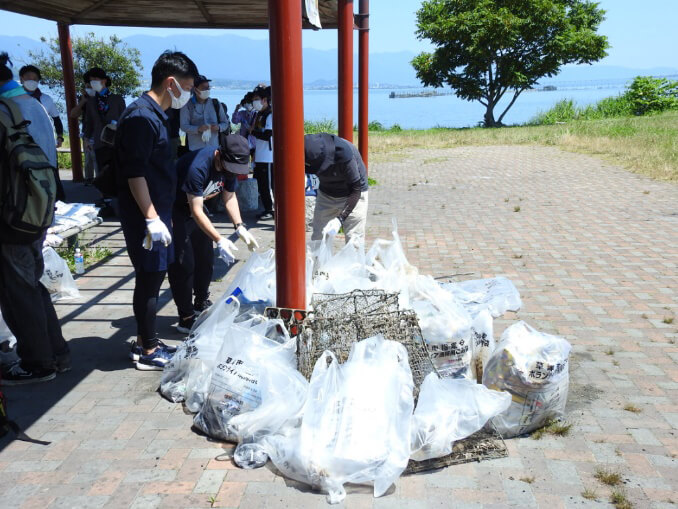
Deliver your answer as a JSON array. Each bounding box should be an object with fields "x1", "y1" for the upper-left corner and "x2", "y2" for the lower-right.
[
  {"x1": 367, "y1": 176, "x2": 378, "y2": 186},
  {"x1": 519, "y1": 476, "x2": 535, "y2": 484},
  {"x1": 610, "y1": 489, "x2": 633, "y2": 509},
  {"x1": 581, "y1": 488, "x2": 598, "y2": 501},
  {"x1": 513, "y1": 206, "x2": 521, "y2": 212},
  {"x1": 363, "y1": 110, "x2": 678, "y2": 181},
  {"x1": 663, "y1": 317, "x2": 674, "y2": 324},
  {"x1": 623, "y1": 403, "x2": 642, "y2": 414},
  {"x1": 304, "y1": 118, "x2": 337, "y2": 134},
  {"x1": 531, "y1": 419, "x2": 572, "y2": 440},
  {"x1": 605, "y1": 348, "x2": 615, "y2": 356},
  {"x1": 594, "y1": 467, "x2": 623, "y2": 486},
  {"x1": 613, "y1": 360, "x2": 620, "y2": 367},
  {"x1": 56, "y1": 246, "x2": 113, "y2": 273}
]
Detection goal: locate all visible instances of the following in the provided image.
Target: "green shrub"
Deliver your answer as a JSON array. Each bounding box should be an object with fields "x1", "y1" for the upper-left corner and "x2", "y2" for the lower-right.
[
  {"x1": 57, "y1": 151, "x2": 84, "y2": 170},
  {"x1": 625, "y1": 76, "x2": 678, "y2": 116},
  {"x1": 390, "y1": 123, "x2": 403, "y2": 132},
  {"x1": 304, "y1": 118, "x2": 337, "y2": 134},
  {"x1": 531, "y1": 99, "x2": 578, "y2": 125},
  {"x1": 368, "y1": 121, "x2": 385, "y2": 131}
]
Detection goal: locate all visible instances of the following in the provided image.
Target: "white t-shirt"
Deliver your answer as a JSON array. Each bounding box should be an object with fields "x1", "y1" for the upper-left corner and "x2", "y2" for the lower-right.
[
  {"x1": 37, "y1": 92, "x2": 59, "y2": 118},
  {"x1": 254, "y1": 110, "x2": 273, "y2": 163}
]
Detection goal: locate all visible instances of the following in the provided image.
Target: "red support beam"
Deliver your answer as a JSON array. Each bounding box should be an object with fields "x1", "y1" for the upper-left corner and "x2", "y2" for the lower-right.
[
  {"x1": 337, "y1": 0, "x2": 354, "y2": 141},
  {"x1": 358, "y1": 0, "x2": 369, "y2": 170},
  {"x1": 57, "y1": 22, "x2": 83, "y2": 182},
  {"x1": 268, "y1": 0, "x2": 306, "y2": 310}
]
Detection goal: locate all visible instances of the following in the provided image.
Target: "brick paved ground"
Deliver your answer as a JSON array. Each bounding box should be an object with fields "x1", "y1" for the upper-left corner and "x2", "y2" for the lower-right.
[{"x1": 1, "y1": 145, "x2": 676, "y2": 508}]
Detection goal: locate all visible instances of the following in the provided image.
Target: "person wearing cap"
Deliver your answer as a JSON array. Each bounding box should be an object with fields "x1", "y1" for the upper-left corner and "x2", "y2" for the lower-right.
[
  {"x1": 18, "y1": 64, "x2": 64, "y2": 148},
  {"x1": 251, "y1": 85, "x2": 274, "y2": 220},
  {"x1": 168, "y1": 133, "x2": 259, "y2": 332},
  {"x1": 83, "y1": 66, "x2": 126, "y2": 180},
  {"x1": 180, "y1": 74, "x2": 230, "y2": 151},
  {"x1": 304, "y1": 133, "x2": 369, "y2": 245}
]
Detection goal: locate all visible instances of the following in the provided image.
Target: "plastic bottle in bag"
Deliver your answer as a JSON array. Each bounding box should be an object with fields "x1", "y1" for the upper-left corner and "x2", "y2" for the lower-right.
[{"x1": 74, "y1": 248, "x2": 84, "y2": 275}]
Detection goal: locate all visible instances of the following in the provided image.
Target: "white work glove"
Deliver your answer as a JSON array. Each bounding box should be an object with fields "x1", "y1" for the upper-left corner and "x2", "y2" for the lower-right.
[
  {"x1": 217, "y1": 238, "x2": 238, "y2": 264},
  {"x1": 201, "y1": 129, "x2": 212, "y2": 143},
  {"x1": 143, "y1": 217, "x2": 172, "y2": 250},
  {"x1": 236, "y1": 225, "x2": 259, "y2": 251},
  {"x1": 322, "y1": 217, "x2": 342, "y2": 237}
]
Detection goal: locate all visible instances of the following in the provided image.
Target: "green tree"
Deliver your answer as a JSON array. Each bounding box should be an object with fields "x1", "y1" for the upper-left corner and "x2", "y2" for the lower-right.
[
  {"x1": 625, "y1": 76, "x2": 678, "y2": 116},
  {"x1": 28, "y1": 32, "x2": 143, "y2": 103},
  {"x1": 412, "y1": 0, "x2": 609, "y2": 127}
]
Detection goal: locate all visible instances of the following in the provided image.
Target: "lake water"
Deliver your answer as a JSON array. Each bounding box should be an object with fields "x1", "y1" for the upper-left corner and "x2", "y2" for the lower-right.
[{"x1": 211, "y1": 85, "x2": 627, "y2": 129}]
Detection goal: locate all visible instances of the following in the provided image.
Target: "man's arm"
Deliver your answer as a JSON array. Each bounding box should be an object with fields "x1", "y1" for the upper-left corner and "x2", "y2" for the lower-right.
[
  {"x1": 180, "y1": 103, "x2": 202, "y2": 134},
  {"x1": 129, "y1": 178, "x2": 160, "y2": 220},
  {"x1": 222, "y1": 190, "x2": 243, "y2": 226},
  {"x1": 189, "y1": 194, "x2": 222, "y2": 242},
  {"x1": 337, "y1": 159, "x2": 363, "y2": 223}
]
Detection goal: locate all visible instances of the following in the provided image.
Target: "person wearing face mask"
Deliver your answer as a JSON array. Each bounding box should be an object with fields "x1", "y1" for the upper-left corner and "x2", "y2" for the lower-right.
[
  {"x1": 83, "y1": 67, "x2": 126, "y2": 189},
  {"x1": 179, "y1": 74, "x2": 230, "y2": 151},
  {"x1": 18, "y1": 64, "x2": 64, "y2": 149},
  {"x1": 251, "y1": 86, "x2": 274, "y2": 220},
  {"x1": 160, "y1": 134, "x2": 259, "y2": 334},
  {"x1": 69, "y1": 71, "x2": 99, "y2": 184},
  {"x1": 114, "y1": 50, "x2": 198, "y2": 371},
  {"x1": 231, "y1": 92, "x2": 257, "y2": 154}
]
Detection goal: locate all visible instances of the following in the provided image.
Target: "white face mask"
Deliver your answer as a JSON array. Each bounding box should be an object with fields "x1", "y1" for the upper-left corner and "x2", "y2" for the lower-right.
[
  {"x1": 245, "y1": 103, "x2": 253, "y2": 112},
  {"x1": 90, "y1": 80, "x2": 104, "y2": 93},
  {"x1": 252, "y1": 99, "x2": 263, "y2": 111},
  {"x1": 22, "y1": 80, "x2": 39, "y2": 92},
  {"x1": 168, "y1": 77, "x2": 191, "y2": 109},
  {"x1": 197, "y1": 89, "x2": 210, "y2": 100},
  {"x1": 85, "y1": 87, "x2": 95, "y2": 97}
]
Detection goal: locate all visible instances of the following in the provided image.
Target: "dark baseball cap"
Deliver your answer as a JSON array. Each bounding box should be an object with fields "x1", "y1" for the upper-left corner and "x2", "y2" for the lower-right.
[
  {"x1": 219, "y1": 134, "x2": 250, "y2": 174},
  {"x1": 195, "y1": 74, "x2": 211, "y2": 87}
]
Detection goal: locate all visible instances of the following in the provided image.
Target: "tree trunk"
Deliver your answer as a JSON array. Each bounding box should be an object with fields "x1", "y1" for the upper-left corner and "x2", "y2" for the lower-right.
[{"x1": 484, "y1": 103, "x2": 497, "y2": 127}]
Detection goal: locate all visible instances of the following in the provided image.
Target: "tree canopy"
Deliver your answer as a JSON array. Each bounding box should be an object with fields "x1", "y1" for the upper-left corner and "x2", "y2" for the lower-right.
[
  {"x1": 28, "y1": 32, "x2": 143, "y2": 102},
  {"x1": 412, "y1": 0, "x2": 609, "y2": 127}
]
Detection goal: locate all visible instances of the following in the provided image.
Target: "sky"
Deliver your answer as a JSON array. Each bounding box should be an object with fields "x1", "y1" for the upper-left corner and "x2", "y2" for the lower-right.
[{"x1": 0, "y1": 0, "x2": 676, "y2": 68}]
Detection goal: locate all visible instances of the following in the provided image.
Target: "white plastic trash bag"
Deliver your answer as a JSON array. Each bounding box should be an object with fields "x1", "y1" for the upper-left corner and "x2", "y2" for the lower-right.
[
  {"x1": 311, "y1": 237, "x2": 372, "y2": 294},
  {"x1": 264, "y1": 335, "x2": 414, "y2": 504},
  {"x1": 469, "y1": 309, "x2": 495, "y2": 383},
  {"x1": 410, "y1": 373, "x2": 511, "y2": 461},
  {"x1": 441, "y1": 276, "x2": 522, "y2": 318},
  {"x1": 224, "y1": 250, "x2": 276, "y2": 306},
  {"x1": 192, "y1": 320, "x2": 295, "y2": 442},
  {"x1": 483, "y1": 321, "x2": 571, "y2": 438},
  {"x1": 40, "y1": 247, "x2": 80, "y2": 301},
  {"x1": 159, "y1": 295, "x2": 240, "y2": 404}
]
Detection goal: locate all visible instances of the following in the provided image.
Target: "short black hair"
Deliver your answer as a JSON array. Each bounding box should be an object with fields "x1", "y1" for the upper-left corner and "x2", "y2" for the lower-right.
[
  {"x1": 0, "y1": 52, "x2": 14, "y2": 82},
  {"x1": 151, "y1": 50, "x2": 199, "y2": 88},
  {"x1": 19, "y1": 64, "x2": 41, "y2": 80},
  {"x1": 252, "y1": 85, "x2": 271, "y2": 100},
  {"x1": 83, "y1": 70, "x2": 91, "y2": 83}
]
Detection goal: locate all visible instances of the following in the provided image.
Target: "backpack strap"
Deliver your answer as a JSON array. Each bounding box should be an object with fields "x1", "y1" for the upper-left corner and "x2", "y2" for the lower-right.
[{"x1": 0, "y1": 97, "x2": 31, "y2": 132}]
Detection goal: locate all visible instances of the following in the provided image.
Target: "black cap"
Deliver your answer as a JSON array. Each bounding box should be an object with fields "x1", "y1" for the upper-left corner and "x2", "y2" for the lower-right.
[
  {"x1": 219, "y1": 134, "x2": 250, "y2": 174},
  {"x1": 195, "y1": 74, "x2": 211, "y2": 87},
  {"x1": 304, "y1": 133, "x2": 335, "y2": 173}
]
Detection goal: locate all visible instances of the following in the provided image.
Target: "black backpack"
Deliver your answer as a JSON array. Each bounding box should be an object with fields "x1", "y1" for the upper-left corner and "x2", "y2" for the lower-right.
[
  {"x1": 0, "y1": 97, "x2": 57, "y2": 244},
  {"x1": 212, "y1": 98, "x2": 232, "y2": 143}
]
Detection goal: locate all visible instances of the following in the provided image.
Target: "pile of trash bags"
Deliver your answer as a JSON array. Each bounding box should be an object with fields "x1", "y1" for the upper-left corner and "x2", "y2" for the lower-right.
[{"x1": 159, "y1": 223, "x2": 572, "y2": 503}]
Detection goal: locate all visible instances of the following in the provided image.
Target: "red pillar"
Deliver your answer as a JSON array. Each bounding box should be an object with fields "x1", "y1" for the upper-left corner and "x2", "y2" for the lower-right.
[
  {"x1": 358, "y1": 0, "x2": 369, "y2": 170},
  {"x1": 268, "y1": 0, "x2": 306, "y2": 310},
  {"x1": 337, "y1": 0, "x2": 354, "y2": 141},
  {"x1": 57, "y1": 22, "x2": 83, "y2": 182}
]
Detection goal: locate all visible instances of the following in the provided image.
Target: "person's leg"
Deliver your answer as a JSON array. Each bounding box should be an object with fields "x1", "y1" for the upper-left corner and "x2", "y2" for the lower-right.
[
  {"x1": 167, "y1": 214, "x2": 196, "y2": 322},
  {"x1": 132, "y1": 269, "x2": 166, "y2": 351},
  {"x1": 342, "y1": 192, "x2": 369, "y2": 245},
  {"x1": 83, "y1": 144, "x2": 94, "y2": 181},
  {"x1": 254, "y1": 162, "x2": 273, "y2": 214},
  {"x1": 311, "y1": 191, "x2": 344, "y2": 241},
  {"x1": 190, "y1": 223, "x2": 214, "y2": 310},
  {"x1": 0, "y1": 242, "x2": 58, "y2": 382}
]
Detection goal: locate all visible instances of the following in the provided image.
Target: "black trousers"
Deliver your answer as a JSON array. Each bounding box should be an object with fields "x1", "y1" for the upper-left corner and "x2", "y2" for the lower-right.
[
  {"x1": 254, "y1": 162, "x2": 274, "y2": 213},
  {"x1": 168, "y1": 211, "x2": 215, "y2": 319},
  {"x1": 0, "y1": 241, "x2": 69, "y2": 370},
  {"x1": 132, "y1": 269, "x2": 166, "y2": 350}
]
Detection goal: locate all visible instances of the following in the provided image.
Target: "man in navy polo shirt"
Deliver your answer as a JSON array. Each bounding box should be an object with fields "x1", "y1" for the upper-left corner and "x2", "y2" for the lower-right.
[
  {"x1": 115, "y1": 51, "x2": 199, "y2": 371},
  {"x1": 169, "y1": 134, "x2": 259, "y2": 332}
]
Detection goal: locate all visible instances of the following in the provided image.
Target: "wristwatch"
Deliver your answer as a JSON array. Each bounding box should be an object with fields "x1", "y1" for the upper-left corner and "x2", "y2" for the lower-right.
[{"x1": 234, "y1": 223, "x2": 244, "y2": 229}]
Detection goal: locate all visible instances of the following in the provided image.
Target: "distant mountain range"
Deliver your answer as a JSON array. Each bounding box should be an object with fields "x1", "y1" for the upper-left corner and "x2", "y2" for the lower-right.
[{"x1": 2, "y1": 33, "x2": 676, "y2": 89}]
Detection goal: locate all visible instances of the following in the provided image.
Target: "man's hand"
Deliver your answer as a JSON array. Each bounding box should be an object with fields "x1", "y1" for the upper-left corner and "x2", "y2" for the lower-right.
[
  {"x1": 217, "y1": 238, "x2": 238, "y2": 264},
  {"x1": 322, "y1": 218, "x2": 342, "y2": 237},
  {"x1": 198, "y1": 124, "x2": 210, "y2": 133},
  {"x1": 143, "y1": 217, "x2": 172, "y2": 249},
  {"x1": 237, "y1": 225, "x2": 259, "y2": 251},
  {"x1": 210, "y1": 124, "x2": 219, "y2": 132}
]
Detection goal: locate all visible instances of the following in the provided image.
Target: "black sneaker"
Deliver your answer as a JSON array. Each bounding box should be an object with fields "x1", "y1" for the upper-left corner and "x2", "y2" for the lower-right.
[
  {"x1": 55, "y1": 352, "x2": 71, "y2": 373},
  {"x1": 194, "y1": 298, "x2": 213, "y2": 315},
  {"x1": 1, "y1": 362, "x2": 56, "y2": 385},
  {"x1": 176, "y1": 315, "x2": 197, "y2": 335}
]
